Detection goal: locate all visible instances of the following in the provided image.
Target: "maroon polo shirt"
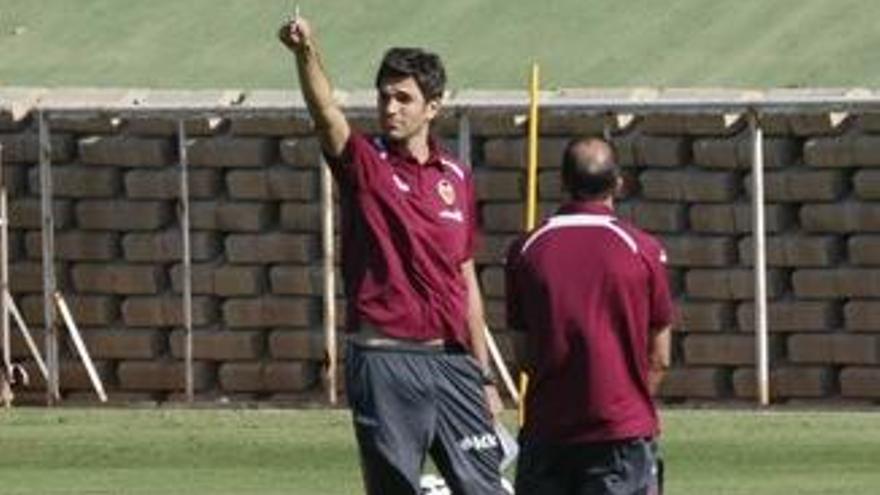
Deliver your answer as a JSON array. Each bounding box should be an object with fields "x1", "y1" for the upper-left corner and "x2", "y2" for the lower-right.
[
  {"x1": 506, "y1": 201, "x2": 674, "y2": 444},
  {"x1": 328, "y1": 131, "x2": 477, "y2": 346}
]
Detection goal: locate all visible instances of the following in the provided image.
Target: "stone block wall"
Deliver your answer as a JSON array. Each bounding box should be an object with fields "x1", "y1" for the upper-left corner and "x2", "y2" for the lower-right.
[{"x1": 2, "y1": 87, "x2": 880, "y2": 405}]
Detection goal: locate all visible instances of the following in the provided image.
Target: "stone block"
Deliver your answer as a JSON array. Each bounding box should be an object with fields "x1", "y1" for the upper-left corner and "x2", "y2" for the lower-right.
[
  {"x1": 29, "y1": 165, "x2": 120, "y2": 198},
  {"x1": 688, "y1": 203, "x2": 795, "y2": 234},
  {"x1": 737, "y1": 301, "x2": 841, "y2": 332},
  {"x1": 747, "y1": 170, "x2": 846, "y2": 202},
  {"x1": 679, "y1": 302, "x2": 735, "y2": 332},
  {"x1": 9, "y1": 199, "x2": 73, "y2": 230},
  {"x1": 78, "y1": 136, "x2": 173, "y2": 166},
  {"x1": 117, "y1": 360, "x2": 214, "y2": 391},
  {"x1": 223, "y1": 297, "x2": 314, "y2": 328},
  {"x1": 25, "y1": 231, "x2": 119, "y2": 261},
  {"x1": 792, "y1": 269, "x2": 880, "y2": 298},
  {"x1": 686, "y1": 269, "x2": 786, "y2": 300},
  {"x1": 268, "y1": 330, "x2": 326, "y2": 360},
  {"x1": 188, "y1": 137, "x2": 275, "y2": 167},
  {"x1": 788, "y1": 334, "x2": 880, "y2": 365},
  {"x1": 847, "y1": 236, "x2": 880, "y2": 265},
  {"x1": 640, "y1": 170, "x2": 739, "y2": 202},
  {"x1": 72, "y1": 264, "x2": 165, "y2": 294},
  {"x1": 279, "y1": 202, "x2": 324, "y2": 232},
  {"x1": 125, "y1": 168, "x2": 220, "y2": 199},
  {"x1": 226, "y1": 168, "x2": 317, "y2": 201},
  {"x1": 218, "y1": 361, "x2": 318, "y2": 392},
  {"x1": 693, "y1": 136, "x2": 798, "y2": 169},
  {"x1": 0, "y1": 132, "x2": 74, "y2": 163},
  {"x1": 225, "y1": 234, "x2": 317, "y2": 263},
  {"x1": 121, "y1": 296, "x2": 218, "y2": 327},
  {"x1": 684, "y1": 334, "x2": 778, "y2": 365},
  {"x1": 844, "y1": 300, "x2": 880, "y2": 332},
  {"x1": 190, "y1": 201, "x2": 276, "y2": 232},
  {"x1": 122, "y1": 231, "x2": 220, "y2": 262},
  {"x1": 658, "y1": 367, "x2": 728, "y2": 399},
  {"x1": 738, "y1": 235, "x2": 842, "y2": 267},
  {"x1": 279, "y1": 138, "x2": 322, "y2": 167},
  {"x1": 662, "y1": 236, "x2": 736, "y2": 267},
  {"x1": 840, "y1": 367, "x2": 880, "y2": 398},
  {"x1": 76, "y1": 200, "x2": 172, "y2": 231},
  {"x1": 82, "y1": 329, "x2": 166, "y2": 359},
  {"x1": 800, "y1": 203, "x2": 880, "y2": 233},
  {"x1": 169, "y1": 330, "x2": 265, "y2": 360},
  {"x1": 732, "y1": 366, "x2": 833, "y2": 399}
]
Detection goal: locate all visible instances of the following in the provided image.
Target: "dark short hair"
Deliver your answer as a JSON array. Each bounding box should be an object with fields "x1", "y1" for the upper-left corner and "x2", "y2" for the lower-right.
[
  {"x1": 561, "y1": 137, "x2": 619, "y2": 200},
  {"x1": 375, "y1": 47, "x2": 446, "y2": 102}
]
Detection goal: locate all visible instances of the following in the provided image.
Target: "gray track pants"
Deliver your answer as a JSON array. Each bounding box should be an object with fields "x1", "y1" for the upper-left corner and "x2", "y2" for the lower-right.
[{"x1": 345, "y1": 342, "x2": 505, "y2": 495}]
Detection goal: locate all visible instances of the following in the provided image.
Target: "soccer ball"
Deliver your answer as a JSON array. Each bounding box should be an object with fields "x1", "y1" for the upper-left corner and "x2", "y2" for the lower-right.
[
  {"x1": 420, "y1": 474, "x2": 451, "y2": 495},
  {"x1": 419, "y1": 474, "x2": 514, "y2": 494}
]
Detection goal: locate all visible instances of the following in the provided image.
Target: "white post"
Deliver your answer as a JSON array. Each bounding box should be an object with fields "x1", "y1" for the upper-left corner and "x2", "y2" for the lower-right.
[
  {"x1": 320, "y1": 157, "x2": 337, "y2": 405},
  {"x1": 750, "y1": 111, "x2": 770, "y2": 406},
  {"x1": 6, "y1": 292, "x2": 48, "y2": 380},
  {"x1": 178, "y1": 120, "x2": 194, "y2": 403},
  {"x1": 54, "y1": 292, "x2": 107, "y2": 402},
  {"x1": 0, "y1": 144, "x2": 9, "y2": 408},
  {"x1": 39, "y1": 111, "x2": 60, "y2": 405}
]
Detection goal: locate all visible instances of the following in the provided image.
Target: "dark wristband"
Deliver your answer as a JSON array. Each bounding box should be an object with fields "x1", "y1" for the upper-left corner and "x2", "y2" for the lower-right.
[{"x1": 481, "y1": 367, "x2": 497, "y2": 386}]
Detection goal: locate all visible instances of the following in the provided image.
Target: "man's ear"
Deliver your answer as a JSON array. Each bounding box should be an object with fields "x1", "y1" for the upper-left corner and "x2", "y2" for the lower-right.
[
  {"x1": 614, "y1": 175, "x2": 625, "y2": 197},
  {"x1": 426, "y1": 98, "x2": 441, "y2": 120}
]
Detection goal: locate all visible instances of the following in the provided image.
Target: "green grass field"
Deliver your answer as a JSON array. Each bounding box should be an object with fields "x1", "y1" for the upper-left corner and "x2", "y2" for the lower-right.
[
  {"x1": 2, "y1": 408, "x2": 879, "y2": 494},
  {"x1": 3, "y1": 0, "x2": 880, "y2": 90}
]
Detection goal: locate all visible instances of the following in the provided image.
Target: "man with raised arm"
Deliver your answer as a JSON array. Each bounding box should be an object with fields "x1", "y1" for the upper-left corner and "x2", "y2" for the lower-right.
[
  {"x1": 279, "y1": 15, "x2": 505, "y2": 495},
  {"x1": 506, "y1": 138, "x2": 674, "y2": 495}
]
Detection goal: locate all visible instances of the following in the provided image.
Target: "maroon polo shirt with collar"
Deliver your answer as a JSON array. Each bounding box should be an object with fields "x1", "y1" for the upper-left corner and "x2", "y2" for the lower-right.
[
  {"x1": 506, "y1": 201, "x2": 674, "y2": 444},
  {"x1": 328, "y1": 130, "x2": 477, "y2": 346}
]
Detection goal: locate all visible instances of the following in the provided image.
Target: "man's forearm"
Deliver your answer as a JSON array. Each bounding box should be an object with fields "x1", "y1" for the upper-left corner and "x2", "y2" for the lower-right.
[
  {"x1": 462, "y1": 260, "x2": 491, "y2": 371},
  {"x1": 294, "y1": 44, "x2": 340, "y2": 131},
  {"x1": 647, "y1": 325, "x2": 672, "y2": 396},
  {"x1": 283, "y1": 20, "x2": 349, "y2": 158}
]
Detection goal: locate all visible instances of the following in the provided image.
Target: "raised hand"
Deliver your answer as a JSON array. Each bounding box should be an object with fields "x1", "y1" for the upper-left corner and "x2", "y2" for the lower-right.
[{"x1": 277, "y1": 15, "x2": 312, "y2": 53}]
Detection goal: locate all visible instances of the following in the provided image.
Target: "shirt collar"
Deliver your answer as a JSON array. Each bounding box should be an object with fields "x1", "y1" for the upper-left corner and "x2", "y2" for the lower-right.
[
  {"x1": 383, "y1": 135, "x2": 445, "y2": 169},
  {"x1": 556, "y1": 200, "x2": 615, "y2": 216}
]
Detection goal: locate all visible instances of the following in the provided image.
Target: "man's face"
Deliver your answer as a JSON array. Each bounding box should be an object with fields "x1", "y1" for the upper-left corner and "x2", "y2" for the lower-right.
[{"x1": 377, "y1": 76, "x2": 439, "y2": 143}]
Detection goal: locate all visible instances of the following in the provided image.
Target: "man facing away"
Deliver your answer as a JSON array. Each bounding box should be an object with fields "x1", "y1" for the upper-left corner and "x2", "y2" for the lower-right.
[
  {"x1": 278, "y1": 15, "x2": 506, "y2": 495},
  {"x1": 506, "y1": 138, "x2": 674, "y2": 495}
]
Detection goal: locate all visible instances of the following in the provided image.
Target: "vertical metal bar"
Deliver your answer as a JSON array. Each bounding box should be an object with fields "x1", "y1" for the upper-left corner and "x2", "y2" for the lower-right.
[
  {"x1": 320, "y1": 156, "x2": 337, "y2": 405},
  {"x1": 750, "y1": 111, "x2": 770, "y2": 406},
  {"x1": 0, "y1": 144, "x2": 9, "y2": 408},
  {"x1": 457, "y1": 113, "x2": 471, "y2": 165},
  {"x1": 178, "y1": 120, "x2": 194, "y2": 403},
  {"x1": 39, "y1": 111, "x2": 60, "y2": 405}
]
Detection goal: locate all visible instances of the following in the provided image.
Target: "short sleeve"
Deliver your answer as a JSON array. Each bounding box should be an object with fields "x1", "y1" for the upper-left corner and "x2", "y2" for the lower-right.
[
  {"x1": 644, "y1": 239, "x2": 675, "y2": 330},
  {"x1": 463, "y1": 174, "x2": 481, "y2": 261},
  {"x1": 323, "y1": 131, "x2": 377, "y2": 188},
  {"x1": 504, "y1": 236, "x2": 528, "y2": 331}
]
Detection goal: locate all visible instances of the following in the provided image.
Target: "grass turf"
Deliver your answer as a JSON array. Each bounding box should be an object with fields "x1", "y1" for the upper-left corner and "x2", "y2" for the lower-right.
[
  {"x1": 1, "y1": 408, "x2": 879, "y2": 494},
  {"x1": 3, "y1": 0, "x2": 880, "y2": 90}
]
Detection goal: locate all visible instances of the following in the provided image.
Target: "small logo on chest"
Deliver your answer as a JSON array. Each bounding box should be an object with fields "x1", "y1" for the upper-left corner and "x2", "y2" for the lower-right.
[
  {"x1": 437, "y1": 179, "x2": 456, "y2": 206},
  {"x1": 392, "y1": 174, "x2": 411, "y2": 193}
]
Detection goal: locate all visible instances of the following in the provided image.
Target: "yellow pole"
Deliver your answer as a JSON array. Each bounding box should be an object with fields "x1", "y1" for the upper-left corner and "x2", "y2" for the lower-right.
[
  {"x1": 525, "y1": 62, "x2": 540, "y2": 231},
  {"x1": 520, "y1": 62, "x2": 540, "y2": 426}
]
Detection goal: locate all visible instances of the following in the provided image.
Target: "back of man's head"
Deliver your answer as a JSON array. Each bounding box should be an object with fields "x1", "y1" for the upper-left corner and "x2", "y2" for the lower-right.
[
  {"x1": 375, "y1": 47, "x2": 446, "y2": 102},
  {"x1": 561, "y1": 137, "x2": 619, "y2": 201}
]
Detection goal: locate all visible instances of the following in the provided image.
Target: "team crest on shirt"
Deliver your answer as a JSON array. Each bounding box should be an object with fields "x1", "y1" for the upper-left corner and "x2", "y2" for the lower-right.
[{"x1": 437, "y1": 179, "x2": 456, "y2": 206}]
